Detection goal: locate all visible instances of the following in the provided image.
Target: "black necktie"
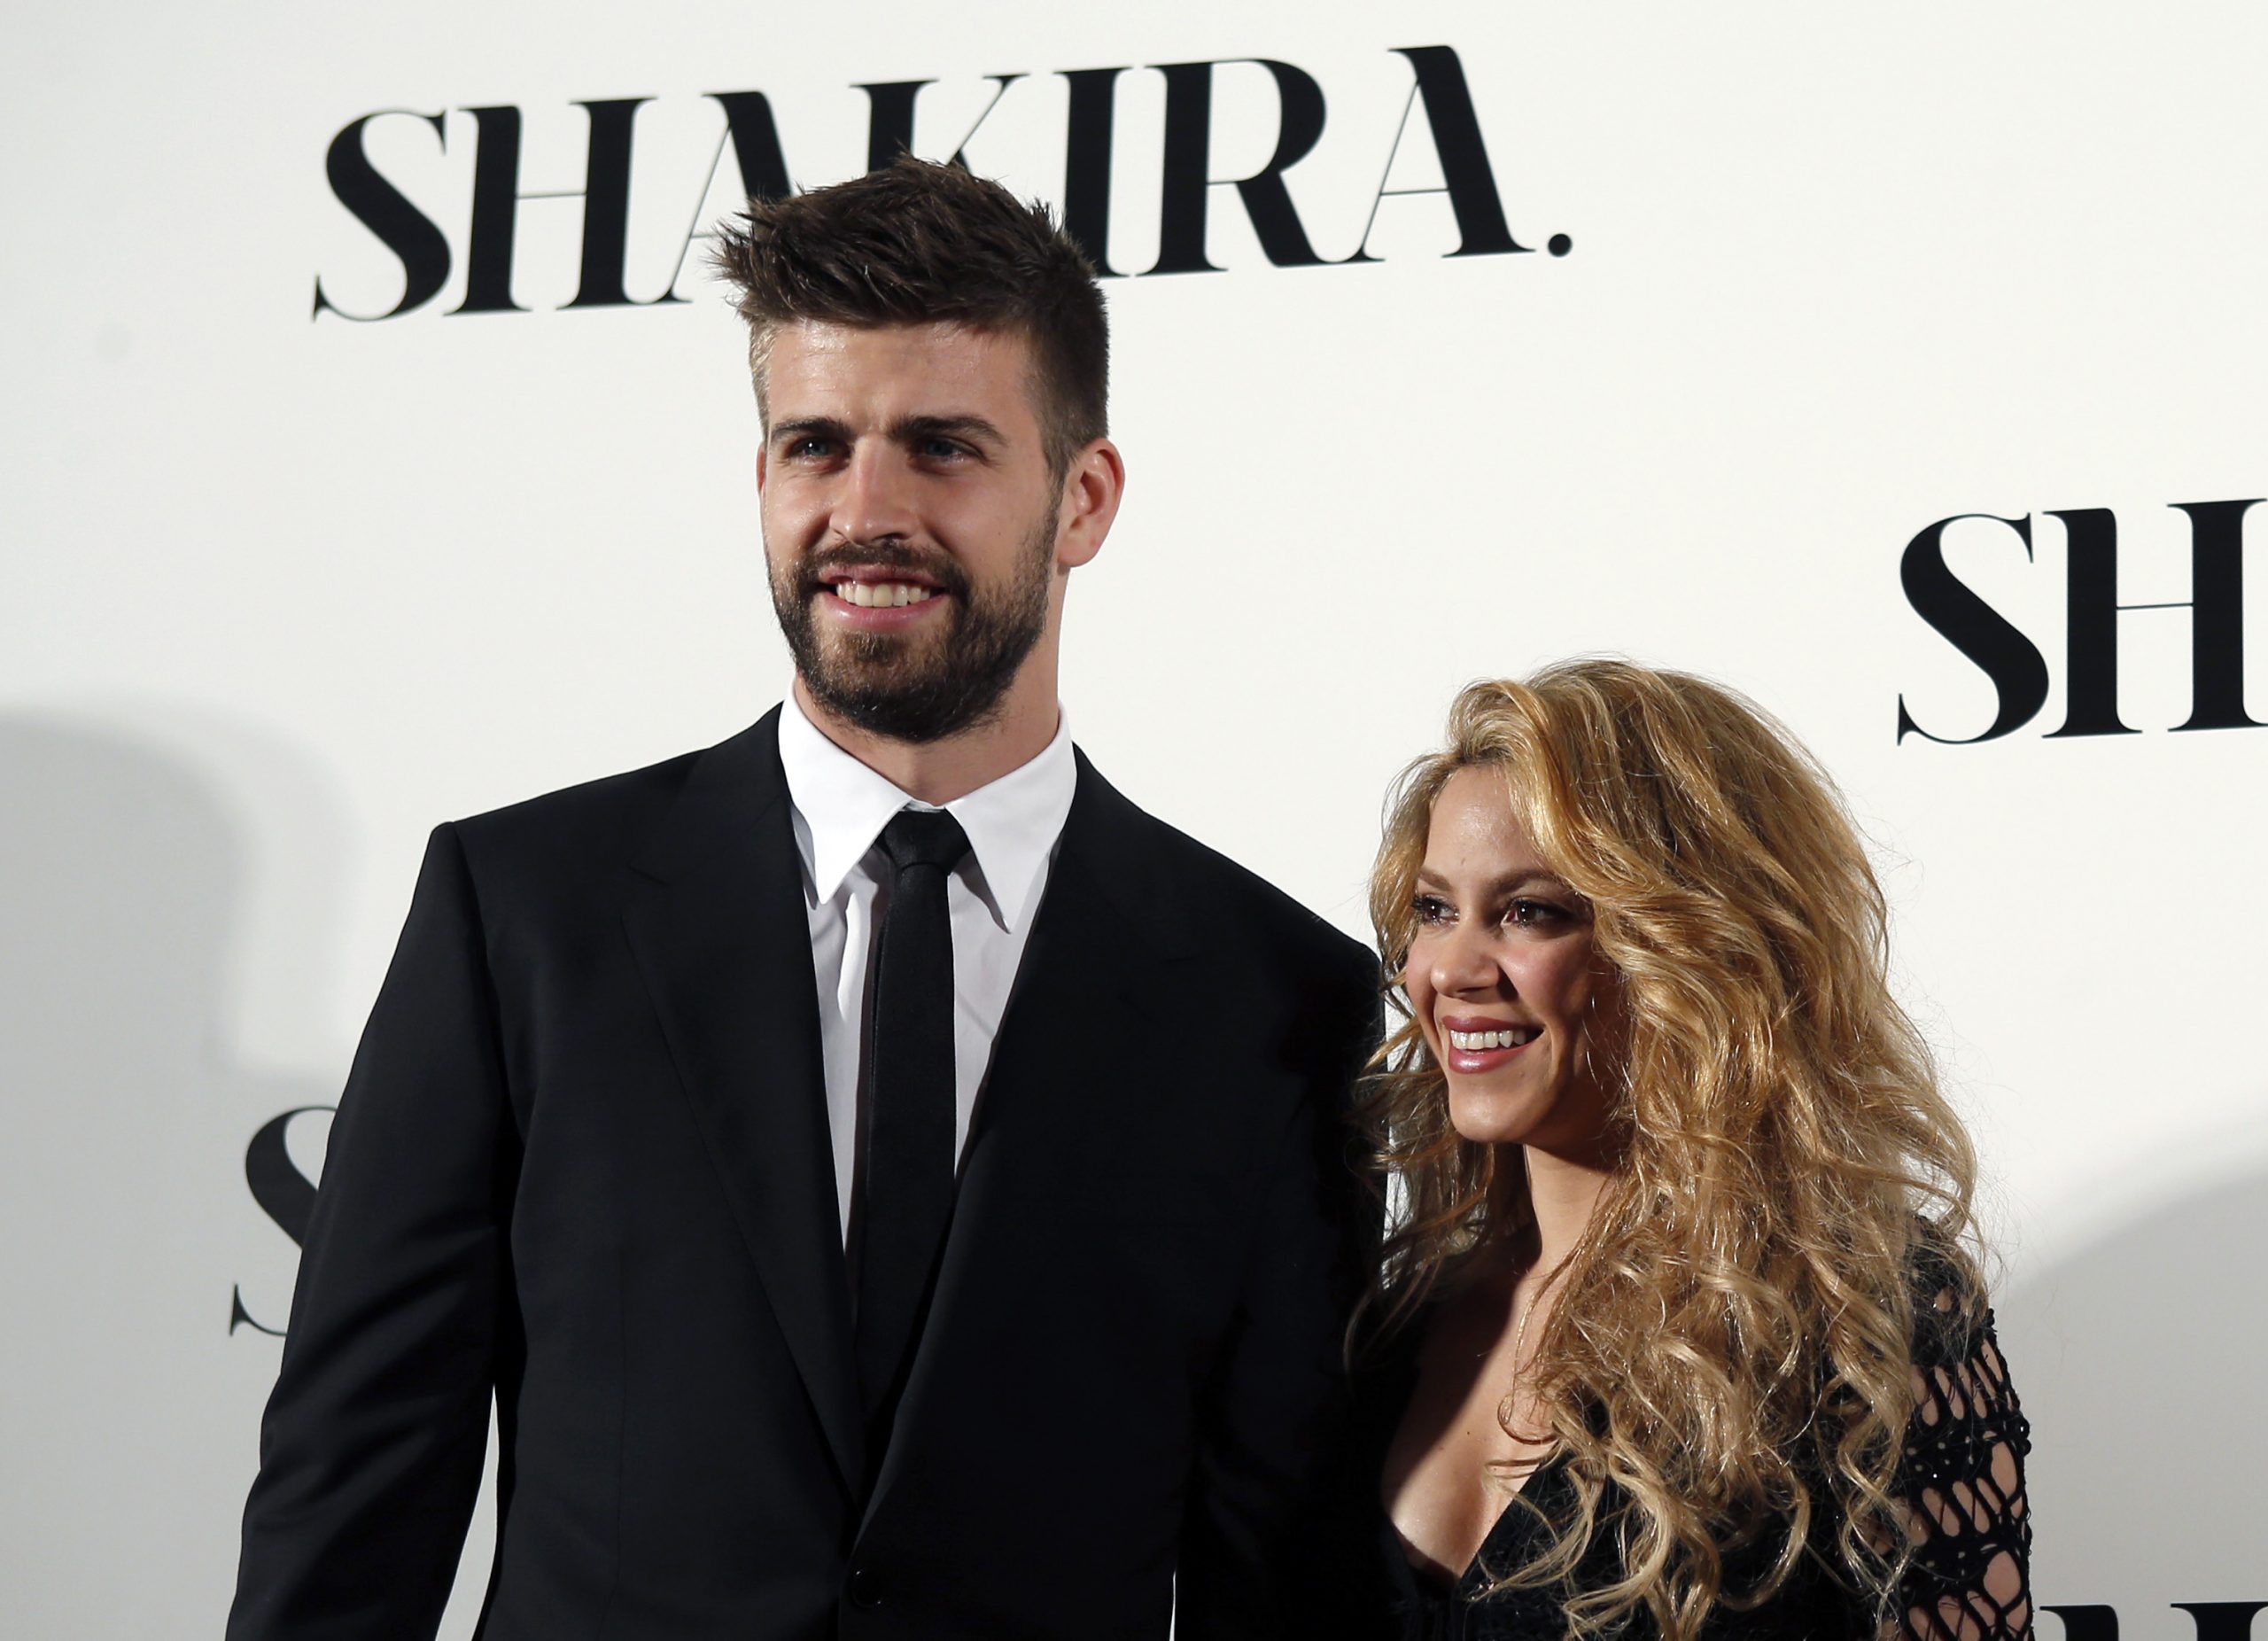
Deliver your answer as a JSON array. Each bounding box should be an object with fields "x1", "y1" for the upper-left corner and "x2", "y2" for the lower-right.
[{"x1": 855, "y1": 808, "x2": 970, "y2": 1428}]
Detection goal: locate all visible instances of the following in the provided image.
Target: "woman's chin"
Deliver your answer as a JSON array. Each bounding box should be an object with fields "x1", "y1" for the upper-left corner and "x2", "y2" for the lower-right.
[{"x1": 1445, "y1": 1084, "x2": 1547, "y2": 1147}]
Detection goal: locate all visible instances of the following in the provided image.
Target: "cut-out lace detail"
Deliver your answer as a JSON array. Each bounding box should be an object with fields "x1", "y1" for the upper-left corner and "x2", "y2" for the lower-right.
[
  {"x1": 1890, "y1": 1303, "x2": 2033, "y2": 1640},
  {"x1": 1364, "y1": 1285, "x2": 2037, "y2": 1637}
]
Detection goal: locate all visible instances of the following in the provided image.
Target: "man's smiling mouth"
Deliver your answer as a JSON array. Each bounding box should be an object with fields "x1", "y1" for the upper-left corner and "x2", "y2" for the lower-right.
[{"x1": 828, "y1": 580, "x2": 938, "y2": 608}]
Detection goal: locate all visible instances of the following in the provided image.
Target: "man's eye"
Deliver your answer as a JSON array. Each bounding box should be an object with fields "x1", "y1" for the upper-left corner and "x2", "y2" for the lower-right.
[
  {"x1": 918, "y1": 437, "x2": 967, "y2": 461},
  {"x1": 1412, "y1": 894, "x2": 1452, "y2": 927},
  {"x1": 787, "y1": 436, "x2": 835, "y2": 459}
]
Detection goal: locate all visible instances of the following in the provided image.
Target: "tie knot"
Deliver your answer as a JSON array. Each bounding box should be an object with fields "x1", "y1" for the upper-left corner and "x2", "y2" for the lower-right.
[{"x1": 877, "y1": 808, "x2": 970, "y2": 876}]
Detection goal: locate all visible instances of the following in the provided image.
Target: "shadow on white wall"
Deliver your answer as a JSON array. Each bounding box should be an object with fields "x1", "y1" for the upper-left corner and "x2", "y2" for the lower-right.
[
  {"x1": 0, "y1": 713, "x2": 497, "y2": 1637},
  {"x1": 2001, "y1": 1166, "x2": 2268, "y2": 1634}
]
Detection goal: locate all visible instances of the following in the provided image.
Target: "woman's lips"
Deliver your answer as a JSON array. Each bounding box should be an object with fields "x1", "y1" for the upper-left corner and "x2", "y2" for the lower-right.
[{"x1": 1439, "y1": 1016, "x2": 1539, "y2": 1075}]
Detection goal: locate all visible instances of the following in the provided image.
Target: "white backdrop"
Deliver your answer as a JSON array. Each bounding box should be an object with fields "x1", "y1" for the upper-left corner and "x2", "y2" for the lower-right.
[{"x1": 5, "y1": 3, "x2": 2265, "y2": 1635}]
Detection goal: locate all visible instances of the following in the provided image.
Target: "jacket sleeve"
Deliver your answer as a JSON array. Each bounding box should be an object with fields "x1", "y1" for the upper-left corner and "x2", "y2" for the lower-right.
[
  {"x1": 1176, "y1": 945, "x2": 1383, "y2": 1639},
  {"x1": 227, "y1": 824, "x2": 517, "y2": 1640}
]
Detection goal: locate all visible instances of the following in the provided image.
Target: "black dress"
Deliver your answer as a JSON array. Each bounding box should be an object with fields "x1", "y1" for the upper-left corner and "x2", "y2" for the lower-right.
[{"x1": 1349, "y1": 1291, "x2": 2034, "y2": 1639}]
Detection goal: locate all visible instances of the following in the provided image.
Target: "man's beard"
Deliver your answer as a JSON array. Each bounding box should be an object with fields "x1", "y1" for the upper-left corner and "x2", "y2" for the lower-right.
[{"x1": 769, "y1": 515, "x2": 1056, "y2": 744}]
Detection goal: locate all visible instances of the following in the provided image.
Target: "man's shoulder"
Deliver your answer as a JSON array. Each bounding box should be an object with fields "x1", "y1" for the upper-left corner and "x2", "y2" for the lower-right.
[
  {"x1": 1080, "y1": 759, "x2": 1373, "y2": 986},
  {"x1": 454, "y1": 745, "x2": 700, "y2": 839},
  {"x1": 446, "y1": 715, "x2": 778, "y2": 883}
]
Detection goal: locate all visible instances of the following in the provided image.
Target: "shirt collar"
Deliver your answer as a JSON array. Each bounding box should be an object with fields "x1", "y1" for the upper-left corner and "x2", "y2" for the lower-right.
[{"x1": 777, "y1": 694, "x2": 1076, "y2": 933}]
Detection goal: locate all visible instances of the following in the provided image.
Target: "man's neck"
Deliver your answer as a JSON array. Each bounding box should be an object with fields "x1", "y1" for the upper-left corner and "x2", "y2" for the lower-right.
[{"x1": 791, "y1": 673, "x2": 1061, "y2": 806}]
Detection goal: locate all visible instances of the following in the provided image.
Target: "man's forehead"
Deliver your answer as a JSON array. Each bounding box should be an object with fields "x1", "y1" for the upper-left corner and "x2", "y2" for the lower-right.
[{"x1": 765, "y1": 318, "x2": 1037, "y2": 408}]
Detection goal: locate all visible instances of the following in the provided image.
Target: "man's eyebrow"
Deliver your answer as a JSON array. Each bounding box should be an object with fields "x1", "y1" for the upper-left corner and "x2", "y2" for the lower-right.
[
  {"x1": 770, "y1": 415, "x2": 851, "y2": 447},
  {"x1": 892, "y1": 413, "x2": 1006, "y2": 448}
]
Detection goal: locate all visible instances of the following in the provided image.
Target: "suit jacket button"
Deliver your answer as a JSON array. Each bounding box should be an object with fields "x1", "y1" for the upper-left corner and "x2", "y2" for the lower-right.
[{"x1": 848, "y1": 1566, "x2": 883, "y2": 1609}]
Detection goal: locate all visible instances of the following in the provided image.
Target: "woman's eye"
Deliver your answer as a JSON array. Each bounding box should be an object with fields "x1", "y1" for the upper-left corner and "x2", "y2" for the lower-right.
[
  {"x1": 1411, "y1": 894, "x2": 1452, "y2": 927},
  {"x1": 1507, "y1": 898, "x2": 1563, "y2": 928}
]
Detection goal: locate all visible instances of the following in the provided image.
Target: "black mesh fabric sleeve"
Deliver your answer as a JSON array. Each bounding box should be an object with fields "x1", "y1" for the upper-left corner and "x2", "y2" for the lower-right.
[{"x1": 1890, "y1": 1300, "x2": 2034, "y2": 1640}]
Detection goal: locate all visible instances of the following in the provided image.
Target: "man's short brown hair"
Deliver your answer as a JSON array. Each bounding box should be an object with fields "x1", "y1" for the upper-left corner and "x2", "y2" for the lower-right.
[{"x1": 713, "y1": 158, "x2": 1108, "y2": 482}]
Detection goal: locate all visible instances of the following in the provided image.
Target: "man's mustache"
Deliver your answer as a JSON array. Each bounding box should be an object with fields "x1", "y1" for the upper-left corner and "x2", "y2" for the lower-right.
[{"x1": 796, "y1": 542, "x2": 970, "y2": 600}]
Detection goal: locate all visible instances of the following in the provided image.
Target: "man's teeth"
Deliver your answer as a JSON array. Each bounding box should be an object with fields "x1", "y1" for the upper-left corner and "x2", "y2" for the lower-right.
[
  {"x1": 834, "y1": 581, "x2": 936, "y2": 608},
  {"x1": 1448, "y1": 1028, "x2": 1537, "y2": 1051}
]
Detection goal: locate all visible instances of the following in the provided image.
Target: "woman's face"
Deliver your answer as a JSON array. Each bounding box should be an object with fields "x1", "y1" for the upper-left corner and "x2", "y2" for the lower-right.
[{"x1": 1406, "y1": 766, "x2": 1617, "y2": 1160}]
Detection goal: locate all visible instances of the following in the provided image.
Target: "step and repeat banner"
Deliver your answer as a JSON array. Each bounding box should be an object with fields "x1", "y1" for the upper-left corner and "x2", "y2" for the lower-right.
[{"x1": 5, "y1": 2, "x2": 2264, "y2": 1634}]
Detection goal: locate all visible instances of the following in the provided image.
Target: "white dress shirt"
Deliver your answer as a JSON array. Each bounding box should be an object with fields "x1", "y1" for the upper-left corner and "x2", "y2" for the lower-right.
[{"x1": 777, "y1": 696, "x2": 1076, "y2": 1243}]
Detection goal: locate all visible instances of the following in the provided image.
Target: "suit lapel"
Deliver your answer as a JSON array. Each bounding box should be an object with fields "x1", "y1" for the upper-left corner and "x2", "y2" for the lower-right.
[
  {"x1": 621, "y1": 709, "x2": 865, "y2": 1496},
  {"x1": 862, "y1": 752, "x2": 1192, "y2": 1520}
]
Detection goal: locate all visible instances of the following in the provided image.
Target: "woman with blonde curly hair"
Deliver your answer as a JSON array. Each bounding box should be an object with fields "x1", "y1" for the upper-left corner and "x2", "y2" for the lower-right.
[{"x1": 1350, "y1": 660, "x2": 2032, "y2": 1639}]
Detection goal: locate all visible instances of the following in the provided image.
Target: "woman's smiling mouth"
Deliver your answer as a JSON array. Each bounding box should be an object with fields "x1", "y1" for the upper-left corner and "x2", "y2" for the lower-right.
[{"x1": 1439, "y1": 1015, "x2": 1542, "y2": 1073}]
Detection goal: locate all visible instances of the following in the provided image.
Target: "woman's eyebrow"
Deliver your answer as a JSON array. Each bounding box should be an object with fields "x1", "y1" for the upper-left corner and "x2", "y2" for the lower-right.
[{"x1": 1415, "y1": 867, "x2": 1573, "y2": 896}]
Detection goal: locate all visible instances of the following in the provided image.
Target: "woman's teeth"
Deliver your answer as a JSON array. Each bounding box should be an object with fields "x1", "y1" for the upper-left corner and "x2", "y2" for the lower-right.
[
  {"x1": 834, "y1": 581, "x2": 935, "y2": 608},
  {"x1": 1449, "y1": 1028, "x2": 1537, "y2": 1051}
]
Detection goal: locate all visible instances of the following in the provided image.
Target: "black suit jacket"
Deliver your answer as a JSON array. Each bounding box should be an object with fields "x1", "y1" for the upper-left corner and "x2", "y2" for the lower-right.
[{"x1": 228, "y1": 711, "x2": 1379, "y2": 1640}]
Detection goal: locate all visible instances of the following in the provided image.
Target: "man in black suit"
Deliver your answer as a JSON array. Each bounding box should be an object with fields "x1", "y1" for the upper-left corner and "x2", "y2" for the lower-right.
[{"x1": 228, "y1": 159, "x2": 1378, "y2": 1640}]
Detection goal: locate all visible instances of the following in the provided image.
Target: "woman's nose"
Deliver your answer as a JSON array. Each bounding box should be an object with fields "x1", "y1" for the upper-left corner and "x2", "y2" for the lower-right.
[{"x1": 1428, "y1": 925, "x2": 1502, "y2": 997}]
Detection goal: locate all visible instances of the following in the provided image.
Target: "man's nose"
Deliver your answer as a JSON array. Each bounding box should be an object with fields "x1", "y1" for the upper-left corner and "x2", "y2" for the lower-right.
[{"x1": 831, "y1": 445, "x2": 920, "y2": 546}]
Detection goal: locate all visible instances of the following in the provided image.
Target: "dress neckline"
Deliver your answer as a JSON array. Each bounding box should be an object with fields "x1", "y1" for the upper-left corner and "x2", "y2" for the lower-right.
[
  {"x1": 1375, "y1": 1279, "x2": 1570, "y2": 1595},
  {"x1": 1391, "y1": 1446, "x2": 1566, "y2": 1596}
]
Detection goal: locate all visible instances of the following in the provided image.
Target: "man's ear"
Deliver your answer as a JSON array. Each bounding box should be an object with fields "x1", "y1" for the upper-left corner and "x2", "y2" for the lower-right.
[
  {"x1": 756, "y1": 439, "x2": 770, "y2": 494},
  {"x1": 1054, "y1": 438, "x2": 1125, "y2": 572}
]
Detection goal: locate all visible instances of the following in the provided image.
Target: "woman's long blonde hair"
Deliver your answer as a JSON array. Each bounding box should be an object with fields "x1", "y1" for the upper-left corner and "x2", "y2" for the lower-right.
[{"x1": 1360, "y1": 659, "x2": 1981, "y2": 1638}]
